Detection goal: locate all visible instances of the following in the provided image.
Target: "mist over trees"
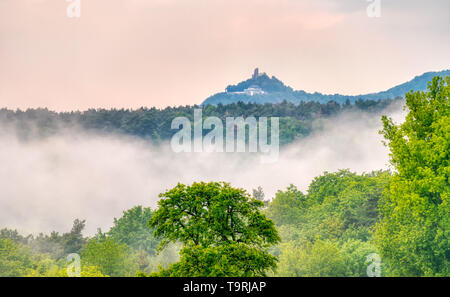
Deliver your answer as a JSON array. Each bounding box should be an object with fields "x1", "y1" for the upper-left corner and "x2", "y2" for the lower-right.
[
  {"x1": 1, "y1": 172, "x2": 386, "y2": 277},
  {"x1": 0, "y1": 76, "x2": 448, "y2": 277}
]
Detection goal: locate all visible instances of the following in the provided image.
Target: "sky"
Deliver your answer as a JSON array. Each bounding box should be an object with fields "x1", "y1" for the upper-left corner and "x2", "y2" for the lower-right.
[{"x1": 0, "y1": 0, "x2": 449, "y2": 111}]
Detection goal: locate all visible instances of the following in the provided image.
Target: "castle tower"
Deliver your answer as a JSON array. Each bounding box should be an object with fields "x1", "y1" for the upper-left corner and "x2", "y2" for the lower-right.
[{"x1": 252, "y1": 68, "x2": 259, "y2": 80}]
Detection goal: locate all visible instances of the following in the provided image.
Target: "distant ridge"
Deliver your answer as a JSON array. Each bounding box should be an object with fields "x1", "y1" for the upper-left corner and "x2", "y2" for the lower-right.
[{"x1": 202, "y1": 69, "x2": 450, "y2": 106}]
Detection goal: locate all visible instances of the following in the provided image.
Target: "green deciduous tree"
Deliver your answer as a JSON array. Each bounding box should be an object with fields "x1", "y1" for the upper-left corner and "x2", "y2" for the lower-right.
[
  {"x1": 81, "y1": 237, "x2": 136, "y2": 277},
  {"x1": 107, "y1": 206, "x2": 159, "y2": 255},
  {"x1": 277, "y1": 240, "x2": 348, "y2": 277},
  {"x1": 269, "y1": 170, "x2": 390, "y2": 277},
  {"x1": 61, "y1": 219, "x2": 86, "y2": 255},
  {"x1": 375, "y1": 76, "x2": 449, "y2": 276},
  {"x1": 153, "y1": 243, "x2": 277, "y2": 277},
  {"x1": 0, "y1": 238, "x2": 33, "y2": 276},
  {"x1": 265, "y1": 185, "x2": 306, "y2": 226},
  {"x1": 148, "y1": 182, "x2": 280, "y2": 276}
]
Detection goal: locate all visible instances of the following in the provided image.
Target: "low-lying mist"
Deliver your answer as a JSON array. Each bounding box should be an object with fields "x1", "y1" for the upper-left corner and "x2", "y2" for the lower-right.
[{"x1": 0, "y1": 103, "x2": 405, "y2": 235}]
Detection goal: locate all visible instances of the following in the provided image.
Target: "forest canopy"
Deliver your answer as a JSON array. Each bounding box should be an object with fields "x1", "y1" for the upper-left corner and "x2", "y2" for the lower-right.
[{"x1": 0, "y1": 98, "x2": 401, "y2": 146}]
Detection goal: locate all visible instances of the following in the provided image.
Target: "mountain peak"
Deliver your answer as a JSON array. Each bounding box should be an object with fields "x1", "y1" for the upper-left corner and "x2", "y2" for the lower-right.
[{"x1": 224, "y1": 68, "x2": 292, "y2": 94}]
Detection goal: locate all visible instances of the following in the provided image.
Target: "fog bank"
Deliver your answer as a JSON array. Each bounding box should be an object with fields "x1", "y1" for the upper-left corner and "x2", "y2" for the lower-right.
[{"x1": 0, "y1": 104, "x2": 405, "y2": 235}]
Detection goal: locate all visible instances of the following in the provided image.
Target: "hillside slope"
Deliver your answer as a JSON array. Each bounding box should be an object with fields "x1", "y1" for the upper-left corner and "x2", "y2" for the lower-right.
[{"x1": 202, "y1": 69, "x2": 450, "y2": 105}]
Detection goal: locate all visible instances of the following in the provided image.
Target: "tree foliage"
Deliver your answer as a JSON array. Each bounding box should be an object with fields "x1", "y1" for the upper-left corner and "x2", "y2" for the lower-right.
[
  {"x1": 375, "y1": 76, "x2": 449, "y2": 276},
  {"x1": 0, "y1": 98, "x2": 400, "y2": 146},
  {"x1": 81, "y1": 237, "x2": 135, "y2": 277},
  {"x1": 0, "y1": 238, "x2": 33, "y2": 276},
  {"x1": 149, "y1": 182, "x2": 280, "y2": 276},
  {"x1": 107, "y1": 206, "x2": 159, "y2": 255},
  {"x1": 268, "y1": 170, "x2": 390, "y2": 276}
]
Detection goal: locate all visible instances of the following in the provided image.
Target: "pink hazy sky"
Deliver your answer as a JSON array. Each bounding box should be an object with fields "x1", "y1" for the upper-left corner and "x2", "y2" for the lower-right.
[{"x1": 0, "y1": 0, "x2": 449, "y2": 111}]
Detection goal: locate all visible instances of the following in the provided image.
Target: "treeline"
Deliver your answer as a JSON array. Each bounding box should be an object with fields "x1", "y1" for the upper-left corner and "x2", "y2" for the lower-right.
[
  {"x1": 0, "y1": 206, "x2": 177, "y2": 277},
  {"x1": 0, "y1": 98, "x2": 400, "y2": 145}
]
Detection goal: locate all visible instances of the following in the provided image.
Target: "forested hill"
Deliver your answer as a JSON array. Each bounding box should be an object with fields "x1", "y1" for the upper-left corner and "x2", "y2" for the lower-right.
[
  {"x1": 0, "y1": 98, "x2": 400, "y2": 146},
  {"x1": 202, "y1": 69, "x2": 450, "y2": 105}
]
